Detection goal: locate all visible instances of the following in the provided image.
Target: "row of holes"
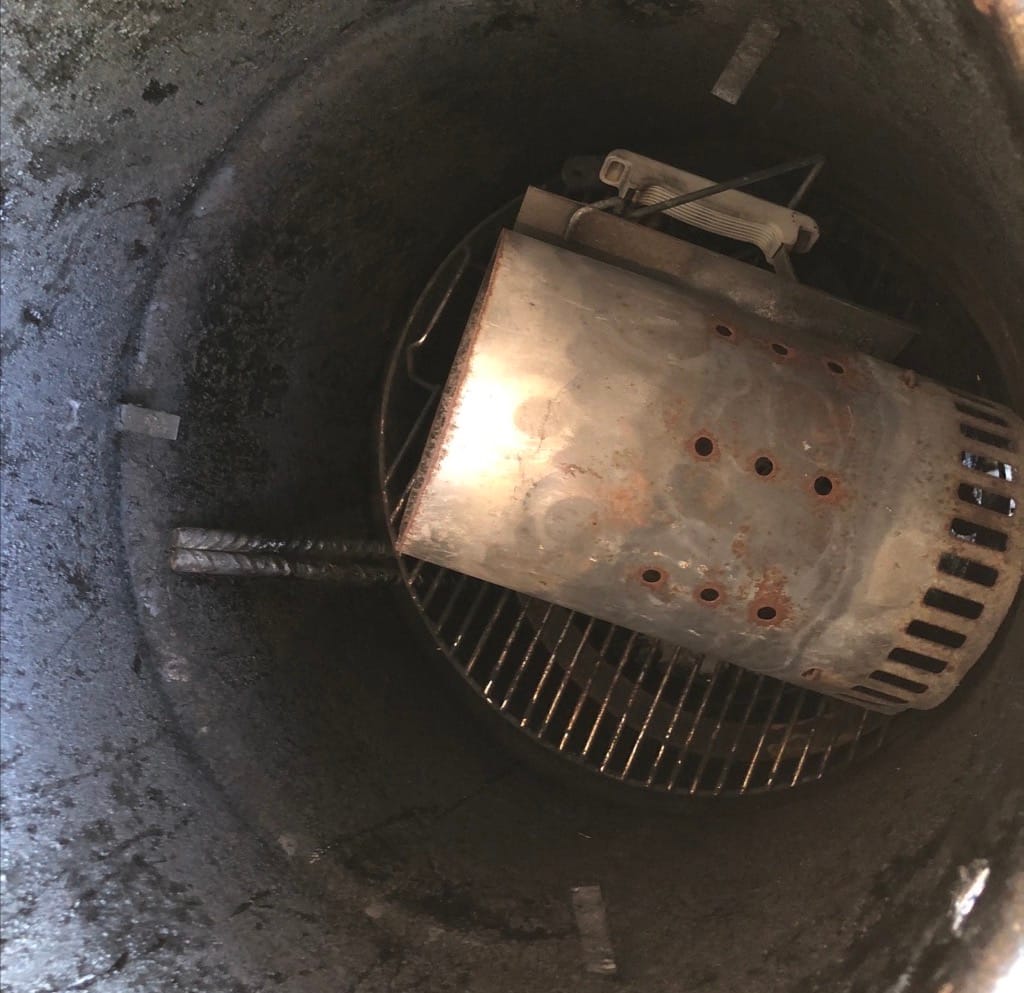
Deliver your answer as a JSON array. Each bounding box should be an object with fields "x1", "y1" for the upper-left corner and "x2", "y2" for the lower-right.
[
  {"x1": 692, "y1": 438, "x2": 834, "y2": 494},
  {"x1": 853, "y1": 398, "x2": 1019, "y2": 706},
  {"x1": 714, "y1": 323, "x2": 846, "y2": 374},
  {"x1": 639, "y1": 570, "x2": 779, "y2": 621}
]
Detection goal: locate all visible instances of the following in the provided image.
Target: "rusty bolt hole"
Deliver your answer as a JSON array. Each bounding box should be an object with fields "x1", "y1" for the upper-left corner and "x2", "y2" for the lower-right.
[
  {"x1": 641, "y1": 568, "x2": 664, "y2": 584},
  {"x1": 715, "y1": 323, "x2": 734, "y2": 338},
  {"x1": 754, "y1": 456, "x2": 775, "y2": 477},
  {"x1": 698, "y1": 587, "x2": 721, "y2": 603},
  {"x1": 771, "y1": 342, "x2": 790, "y2": 357},
  {"x1": 826, "y1": 360, "x2": 845, "y2": 375},
  {"x1": 814, "y1": 475, "x2": 834, "y2": 496},
  {"x1": 756, "y1": 605, "x2": 778, "y2": 622},
  {"x1": 694, "y1": 436, "x2": 715, "y2": 457}
]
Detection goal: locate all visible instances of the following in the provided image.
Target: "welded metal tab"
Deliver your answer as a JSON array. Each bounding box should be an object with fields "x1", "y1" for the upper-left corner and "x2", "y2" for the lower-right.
[{"x1": 398, "y1": 229, "x2": 1023, "y2": 711}]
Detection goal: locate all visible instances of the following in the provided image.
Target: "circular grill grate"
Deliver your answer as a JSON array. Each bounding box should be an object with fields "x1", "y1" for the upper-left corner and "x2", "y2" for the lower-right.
[{"x1": 378, "y1": 191, "x2": 915, "y2": 796}]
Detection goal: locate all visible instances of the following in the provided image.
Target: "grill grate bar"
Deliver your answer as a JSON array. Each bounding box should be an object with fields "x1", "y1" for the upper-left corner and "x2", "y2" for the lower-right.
[
  {"x1": 765, "y1": 688, "x2": 809, "y2": 788},
  {"x1": 667, "y1": 661, "x2": 728, "y2": 791},
  {"x1": 499, "y1": 601, "x2": 557, "y2": 711},
  {"x1": 790, "y1": 694, "x2": 829, "y2": 787},
  {"x1": 483, "y1": 596, "x2": 539, "y2": 697},
  {"x1": 599, "y1": 640, "x2": 661, "y2": 774},
  {"x1": 645, "y1": 655, "x2": 705, "y2": 787},
  {"x1": 741, "y1": 681, "x2": 788, "y2": 792},
  {"x1": 688, "y1": 664, "x2": 746, "y2": 795},
  {"x1": 520, "y1": 610, "x2": 579, "y2": 728},
  {"x1": 713, "y1": 673, "x2": 766, "y2": 795},
  {"x1": 620, "y1": 646, "x2": 683, "y2": 781},
  {"x1": 560, "y1": 624, "x2": 621, "y2": 751},
  {"x1": 465, "y1": 587, "x2": 514, "y2": 677},
  {"x1": 539, "y1": 616, "x2": 597, "y2": 738},
  {"x1": 581, "y1": 631, "x2": 641, "y2": 760},
  {"x1": 451, "y1": 580, "x2": 492, "y2": 652}
]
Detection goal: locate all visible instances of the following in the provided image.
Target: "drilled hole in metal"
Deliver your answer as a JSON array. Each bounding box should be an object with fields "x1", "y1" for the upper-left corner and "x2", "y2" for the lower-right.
[
  {"x1": 924, "y1": 587, "x2": 984, "y2": 620},
  {"x1": 954, "y1": 402, "x2": 1010, "y2": 428},
  {"x1": 699, "y1": 587, "x2": 720, "y2": 603},
  {"x1": 814, "y1": 476, "x2": 834, "y2": 496},
  {"x1": 715, "y1": 323, "x2": 734, "y2": 337},
  {"x1": 754, "y1": 457, "x2": 775, "y2": 476},
  {"x1": 694, "y1": 436, "x2": 714, "y2": 457},
  {"x1": 756, "y1": 605, "x2": 778, "y2": 621},
  {"x1": 950, "y1": 517, "x2": 1009, "y2": 552},
  {"x1": 906, "y1": 619, "x2": 967, "y2": 649},
  {"x1": 826, "y1": 360, "x2": 845, "y2": 374},
  {"x1": 771, "y1": 342, "x2": 790, "y2": 356},
  {"x1": 938, "y1": 552, "x2": 999, "y2": 587},
  {"x1": 642, "y1": 568, "x2": 664, "y2": 584}
]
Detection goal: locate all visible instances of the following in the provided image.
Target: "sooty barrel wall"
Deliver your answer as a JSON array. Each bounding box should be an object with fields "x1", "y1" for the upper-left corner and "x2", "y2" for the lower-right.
[{"x1": 2, "y1": 2, "x2": 1022, "y2": 991}]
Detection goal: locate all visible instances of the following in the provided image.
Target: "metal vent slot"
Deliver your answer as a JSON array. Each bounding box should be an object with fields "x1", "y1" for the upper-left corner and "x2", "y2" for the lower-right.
[
  {"x1": 887, "y1": 647, "x2": 948, "y2": 673},
  {"x1": 851, "y1": 685, "x2": 908, "y2": 705},
  {"x1": 960, "y1": 423, "x2": 1016, "y2": 451},
  {"x1": 960, "y1": 451, "x2": 1017, "y2": 479},
  {"x1": 923, "y1": 587, "x2": 985, "y2": 619},
  {"x1": 938, "y1": 552, "x2": 999, "y2": 587},
  {"x1": 869, "y1": 670, "x2": 929, "y2": 694},
  {"x1": 906, "y1": 619, "x2": 967, "y2": 649},
  {"x1": 954, "y1": 402, "x2": 1010, "y2": 428},
  {"x1": 950, "y1": 517, "x2": 1009, "y2": 552},
  {"x1": 957, "y1": 483, "x2": 1016, "y2": 517}
]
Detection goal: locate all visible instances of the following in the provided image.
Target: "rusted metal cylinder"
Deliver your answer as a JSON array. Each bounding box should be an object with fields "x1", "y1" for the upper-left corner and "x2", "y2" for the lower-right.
[{"x1": 398, "y1": 229, "x2": 1024, "y2": 711}]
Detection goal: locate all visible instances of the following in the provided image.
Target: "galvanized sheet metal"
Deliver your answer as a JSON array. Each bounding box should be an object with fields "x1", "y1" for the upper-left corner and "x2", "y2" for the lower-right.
[{"x1": 398, "y1": 229, "x2": 1023, "y2": 710}]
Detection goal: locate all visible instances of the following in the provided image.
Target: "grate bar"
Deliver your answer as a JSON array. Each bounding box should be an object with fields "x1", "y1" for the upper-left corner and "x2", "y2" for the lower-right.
[
  {"x1": 581, "y1": 631, "x2": 640, "y2": 760},
  {"x1": 620, "y1": 646, "x2": 682, "y2": 781},
  {"x1": 599, "y1": 640, "x2": 661, "y2": 774},
  {"x1": 790, "y1": 694, "x2": 829, "y2": 787},
  {"x1": 539, "y1": 616, "x2": 597, "y2": 738},
  {"x1": 645, "y1": 657, "x2": 704, "y2": 787},
  {"x1": 666, "y1": 661, "x2": 728, "y2": 791},
  {"x1": 740, "y1": 680, "x2": 787, "y2": 792},
  {"x1": 688, "y1": 664, "x2": 745, "y2": 794},
  {"x1": 483, "y1": 596, "x2": 538, "y2": 697},
  {"x1": 765, "y1": 688, "x2": 809, "y2": 788},
  {"x1": 451, "y1": 580, "x2": 492, "y2": 652},
  {"x1": 520, "y1": 610, "x2": 579, "y2": 728},
  {"x1": 499, "y1": 601, "x2": 557, "y2": 711},
  {"x1": 465, "y1": 587, "x2": 514, "y2": 678},
  {"x1": 560, "y1": 624, "x2": 621, "y2": 751},
  {"x1": 712, "y1": 673, "x2": 766, "y2": 795}
]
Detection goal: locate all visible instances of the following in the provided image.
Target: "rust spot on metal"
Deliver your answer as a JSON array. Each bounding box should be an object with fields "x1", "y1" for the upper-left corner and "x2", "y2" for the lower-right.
[
  {"x1": 731, "y1": 525, "x2": 751, "y2": 559},
  {"x1": 749, "y1": 566, "x2": 793, "y2": 626},
  {"x1": 560, "y1": 462, "x2": 603, "y2": 480}
]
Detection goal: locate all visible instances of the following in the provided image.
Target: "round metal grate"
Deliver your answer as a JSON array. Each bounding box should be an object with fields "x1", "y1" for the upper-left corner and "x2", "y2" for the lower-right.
[{"x1": 376, "y1": 186, "x2": 948, "y2": 797}]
